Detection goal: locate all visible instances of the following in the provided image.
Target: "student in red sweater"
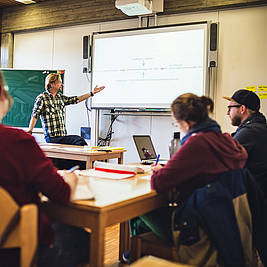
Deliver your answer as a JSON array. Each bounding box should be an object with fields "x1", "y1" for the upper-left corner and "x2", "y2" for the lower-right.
[
  {"x1": 128, "y1": 93, "x2": 247, "y2": 253},
  {"x1": 0, "y1": 72, "x2": 90, "y2": 267},
  {"x1": 151, "y1": 93, "x2": 247, "y2": 196}
]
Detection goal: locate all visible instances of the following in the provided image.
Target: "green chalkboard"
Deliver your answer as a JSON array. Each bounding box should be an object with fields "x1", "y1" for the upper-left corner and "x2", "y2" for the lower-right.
[{"x1": 1, "y1": 69, "x2": 64, "y2": 128}]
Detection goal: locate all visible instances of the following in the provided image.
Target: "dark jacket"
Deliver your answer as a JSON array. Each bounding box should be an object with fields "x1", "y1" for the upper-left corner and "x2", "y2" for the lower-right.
[
  {"x1": 232, "y1": 112, "x2": 267, "y2": 197},
  {"x1": 151, "y1": 119, "x2": 247, "y2": 199},
  {"x1": 172, "y1": 168, "x2": 267, "y2": 266}
]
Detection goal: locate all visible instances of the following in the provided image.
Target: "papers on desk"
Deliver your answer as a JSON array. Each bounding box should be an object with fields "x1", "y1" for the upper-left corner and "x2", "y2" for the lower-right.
[
  {"x1": 40, "y1": 183, "x2": 95, "y2": 201},
  {"x1": 76, "y1": 161, "x2": 135, "y2": 179},
  {"x1": 73, "y1": 184, "x2": 95, "y2": 200},
  {"x1": 94, "y1": 161, "x2": 138, "y2": 175},
  {"x1": 90, "y1": 146, "x2": 125, "y2": 151},
  {"x1": 57, "y1": 170, "x2": 95, "y2": 200},
  {"x1": 76, "y1": 162, "x2": 152, "y2": 180},
  {"x1": 93, "y1": 161, "x2": 151, "y2": 174},
  {"x1": 126, "y1": 164, "x2": 152, "y2": 174},
  {"x1": 39, "y1": 144, "x2": 125, "y2": 152},
  {"x1": 78, "y1": 169, "x2": 134, "y2": 180}
]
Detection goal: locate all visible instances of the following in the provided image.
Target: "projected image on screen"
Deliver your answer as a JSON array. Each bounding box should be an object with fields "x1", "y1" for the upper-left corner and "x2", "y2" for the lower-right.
[{"x1": 91, "y1": 24, "x2": 207, "y2": 109}]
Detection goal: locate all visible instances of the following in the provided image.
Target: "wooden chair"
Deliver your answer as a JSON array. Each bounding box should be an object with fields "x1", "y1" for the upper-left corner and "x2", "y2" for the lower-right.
[
  {"x1": 130, "y1": 231, "x2": 177, "y2": 262},
  {"x1": 0, "y1": 187, "x2": 38, "y2": 267}
]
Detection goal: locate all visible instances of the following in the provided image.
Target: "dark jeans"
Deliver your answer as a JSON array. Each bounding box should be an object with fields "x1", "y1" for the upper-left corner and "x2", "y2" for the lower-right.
[
  {"x1": 47, "y1": 135, "x2": 87, "y2": 169},
  {"x1": 47, "y1": 135, "x2": 87, "y2": 146},
  {"x1": 0, "y1": 248, "x2": 20, "y2": 267},
  {"x1": 38, "y1": 223, "x2": 90, "y2": 267},
  {"x1": 130, "y1": 206, "x2": 174, "y2": 246}
]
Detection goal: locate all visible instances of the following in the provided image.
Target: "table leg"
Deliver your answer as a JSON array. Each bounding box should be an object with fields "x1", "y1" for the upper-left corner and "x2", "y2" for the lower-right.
[
  {"x1": 86, "y1": 159, "x2": 93, "y2": 169},
  {"x1": 90, "y1": 222, "x2": 105, "y2": 267},
  {"x1": 119, "y1": 221, "x2": 130, "y2": 261},
  {"x1": 118, "y1": 152, "x2": 124, "y2": 164}
]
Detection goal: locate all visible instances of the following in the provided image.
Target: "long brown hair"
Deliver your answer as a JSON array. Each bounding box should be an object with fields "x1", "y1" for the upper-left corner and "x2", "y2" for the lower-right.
[
  {"x1": 0, "y1": 71, "x2": 13, "y2": 111},
  {"x1": 171, "y1": 93, "x2": 214, "y2": 124},
  {"x1": 45, "y1": 73, "x2": 61, "y2": 91}
]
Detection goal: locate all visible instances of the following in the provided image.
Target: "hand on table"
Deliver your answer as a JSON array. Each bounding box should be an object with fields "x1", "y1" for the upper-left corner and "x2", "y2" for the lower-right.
[{"x1": 151, "y1": 163, "x2": 163, "y2": 173}]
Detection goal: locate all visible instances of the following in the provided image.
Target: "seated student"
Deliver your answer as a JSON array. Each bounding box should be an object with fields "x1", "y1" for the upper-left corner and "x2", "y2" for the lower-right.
[
  {"x1": 0, "y1": 71, "x2": 90, "y2": 267},
  {"x1": 223, "y1": 89, "x2": 267, "y2": 198},
  {"x1": 127, "y1": 93, "x2": 248, "y2": 260}
]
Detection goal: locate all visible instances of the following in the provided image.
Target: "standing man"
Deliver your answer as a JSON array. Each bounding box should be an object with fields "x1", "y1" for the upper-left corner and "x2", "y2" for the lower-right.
[
  {"x1": 224, "y1": 89, "x2": 267, "y2": 197},
  {"x1": 28, "y1": 73, "x2": 105, "y2": 144}
]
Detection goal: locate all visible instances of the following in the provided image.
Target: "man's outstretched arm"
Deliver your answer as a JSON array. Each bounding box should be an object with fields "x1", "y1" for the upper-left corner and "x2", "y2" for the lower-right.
[{"x1": 78, "y1": 85, "x2": 105, "y2": 102}]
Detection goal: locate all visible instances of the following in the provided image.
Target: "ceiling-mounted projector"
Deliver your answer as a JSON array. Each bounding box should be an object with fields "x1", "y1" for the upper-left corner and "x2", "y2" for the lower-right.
[{"x1": 115, "y1": 0, "x2": 163, "y2": 16}]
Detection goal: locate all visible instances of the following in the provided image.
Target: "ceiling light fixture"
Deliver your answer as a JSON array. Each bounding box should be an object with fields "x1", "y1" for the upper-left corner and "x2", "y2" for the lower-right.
[{"x1": 15, "y1": 0, "x2": 36, "y2": 4}]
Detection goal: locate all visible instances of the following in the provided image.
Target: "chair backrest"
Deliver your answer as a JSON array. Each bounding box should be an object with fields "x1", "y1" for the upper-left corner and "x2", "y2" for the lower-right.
[{"x1": 0, "y1": 187, "x2": 38, "y2": 267}]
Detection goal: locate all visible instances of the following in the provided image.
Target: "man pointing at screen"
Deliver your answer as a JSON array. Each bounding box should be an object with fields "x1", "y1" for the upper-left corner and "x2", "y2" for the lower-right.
[{"x1": 28, "y1": 73, "x2": 105, "y2": 145}]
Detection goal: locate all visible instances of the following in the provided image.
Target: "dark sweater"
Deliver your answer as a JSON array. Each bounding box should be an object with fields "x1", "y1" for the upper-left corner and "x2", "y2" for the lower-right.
[
  {"x1": 232, "y1": 112, "x2": 267, "y2": 197},
  {"x1": 0, "y1": 124, "x2": 70, "y2": 245},
  {"x1": 151, "y1": 131, "x2": 247, "y2": 198}
]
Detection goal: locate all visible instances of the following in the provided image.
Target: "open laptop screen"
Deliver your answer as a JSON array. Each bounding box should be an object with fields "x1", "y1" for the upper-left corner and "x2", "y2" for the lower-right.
[{"x1": 133, "y1": 135, "x2": 157, "y2": 161}]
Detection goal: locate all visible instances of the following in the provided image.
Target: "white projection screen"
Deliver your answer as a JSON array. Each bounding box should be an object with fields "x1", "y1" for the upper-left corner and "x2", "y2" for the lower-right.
[{"x1": 91, "y1": 23, "x2": 208, "y2": 110}]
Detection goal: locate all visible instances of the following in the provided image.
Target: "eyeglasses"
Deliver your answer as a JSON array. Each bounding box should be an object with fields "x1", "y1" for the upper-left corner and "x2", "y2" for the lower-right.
[{"x1": 227, "y1": 104, "x2": 242, "y2": 112}]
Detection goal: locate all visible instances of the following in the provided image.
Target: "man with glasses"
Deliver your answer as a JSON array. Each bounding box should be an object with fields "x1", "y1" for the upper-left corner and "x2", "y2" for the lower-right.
[{"x1": 224, "y1": 89, "x2": 267, "y2": 197}]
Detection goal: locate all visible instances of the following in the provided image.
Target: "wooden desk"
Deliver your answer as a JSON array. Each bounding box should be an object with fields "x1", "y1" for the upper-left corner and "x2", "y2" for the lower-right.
[
  {"x1": 39, "y1": 143, "x2": 125, "y2": 169},
  {"x1": 41, "y1": 173, "x2": 166, "y2": 267}
]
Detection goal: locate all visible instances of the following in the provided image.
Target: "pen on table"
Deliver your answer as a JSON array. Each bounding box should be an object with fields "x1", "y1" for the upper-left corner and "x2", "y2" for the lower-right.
[
  {"x1": 154, "y1": 154, "x2": 160, "y2": 165},
  {"x1": 67, "y1": 165, "x2": 80, "y2": 173},
  {"x1": 97, "y1": 149, "x2": 112, "y2": 152}
]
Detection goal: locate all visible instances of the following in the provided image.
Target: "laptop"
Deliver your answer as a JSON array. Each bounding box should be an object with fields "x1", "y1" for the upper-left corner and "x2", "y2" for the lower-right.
[{"x1": 133, "y1": 135, "x2": 168, "y2": 165}]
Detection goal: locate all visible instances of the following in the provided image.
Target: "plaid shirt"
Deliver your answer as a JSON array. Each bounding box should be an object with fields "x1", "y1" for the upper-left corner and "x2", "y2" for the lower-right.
[{"x1": 31, "y1": 91, "x2": 79, "y2": 138}]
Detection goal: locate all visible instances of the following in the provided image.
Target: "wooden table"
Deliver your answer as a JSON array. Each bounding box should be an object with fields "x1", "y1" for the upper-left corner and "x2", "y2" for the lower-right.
[
  {"x1": 41, "y1": 173, "x2": 166, "y2": 267},
  {"x1": 39, "y1": 143, "x2": 125, "y2": 169}
]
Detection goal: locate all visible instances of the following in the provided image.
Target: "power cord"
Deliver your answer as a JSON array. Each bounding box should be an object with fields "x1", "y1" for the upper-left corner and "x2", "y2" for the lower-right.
[
  {"x1": 85, "y1": 72, "x2": 92, "y2": 127},
  {"x1": 97, "y1": 113, "x2": 119, "y2": 146},
  {"x1": 84, "y1": 72, "x2": 118, "y2": 146}
]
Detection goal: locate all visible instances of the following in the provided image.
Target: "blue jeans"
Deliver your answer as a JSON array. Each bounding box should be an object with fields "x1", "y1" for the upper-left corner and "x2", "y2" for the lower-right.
[
  {"x1": 47, "y1": 135, "x2": 87, "y2": 146},
  {"x1": 46, "y1": 135, "x2": 87, "y2": 169},
  {"x1": 38, "y1": 223, "x2": 90, "y2": 267}
]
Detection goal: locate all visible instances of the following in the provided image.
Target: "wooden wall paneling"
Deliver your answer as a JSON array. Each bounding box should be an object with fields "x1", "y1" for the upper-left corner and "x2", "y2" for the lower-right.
[
  {"x1": 164, "y1": 0, "x2": 207, "y2": 13},
  {"x1": 0, "y1": 0, "x2": 47, "y2": 9},
  {"x1": 1, "y1": 0, "x2": 127, "y2": 33},
  {"x1": 0, "y1": 32, "x2": 13, "y2": 68},
  {"x1": 206, "y1": 0, "x2": 265, "y2": 8},
  {"x1": 1, "y1": 0, "x2": 266, "y2": 33}
]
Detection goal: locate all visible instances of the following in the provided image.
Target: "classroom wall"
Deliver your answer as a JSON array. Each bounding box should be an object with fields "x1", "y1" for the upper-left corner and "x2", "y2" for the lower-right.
[{"x1": 13, "y1": 6, "x2": 267, "y2": 163}]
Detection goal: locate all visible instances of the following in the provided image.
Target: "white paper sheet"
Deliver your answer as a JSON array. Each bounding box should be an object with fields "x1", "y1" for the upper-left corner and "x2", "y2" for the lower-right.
[
  {"x1": 78, "y1": 169, "x2": 134, "y2": 180},
  {"x1": 73, "y1": 184, "x2": 95, "y2": 200}
]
